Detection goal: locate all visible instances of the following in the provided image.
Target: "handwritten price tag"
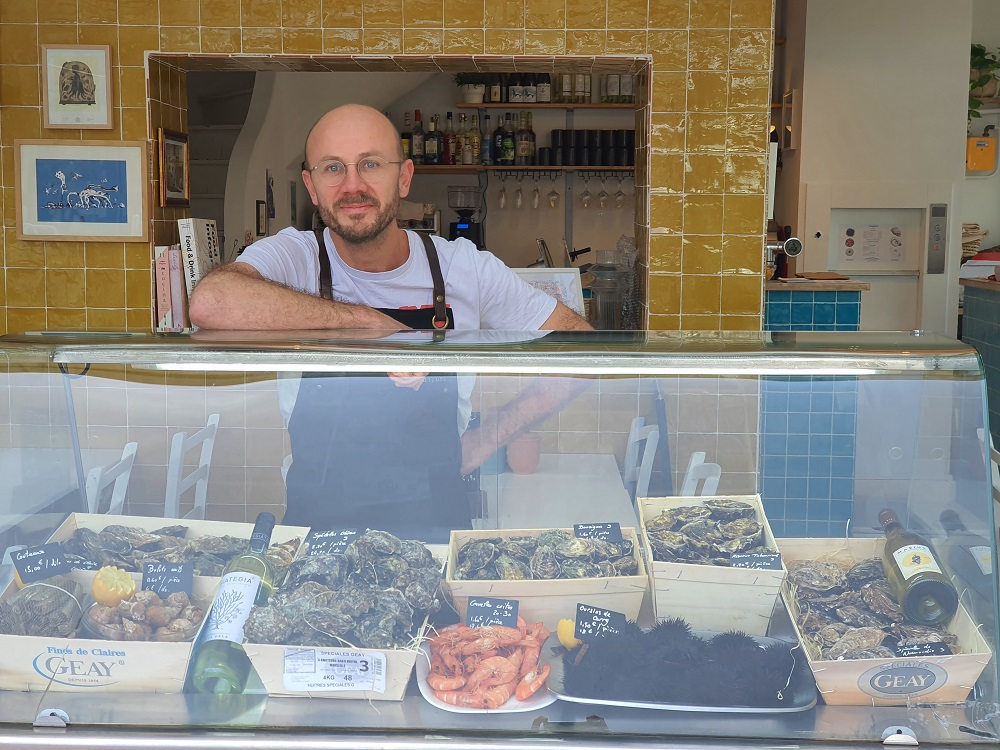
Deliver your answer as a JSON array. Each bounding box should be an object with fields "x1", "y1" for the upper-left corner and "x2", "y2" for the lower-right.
[
  {"x1": 895, "y1": 641, "x2": 953, "y2": 658},
  {"x1": 574, "y1": 522, "x2": 623, "y2": 543},
  {"x1": 11, "y1": 543, "x2": 71, "y2": 585},
  {"x1": 465, "y1": 597, "x2": 519, "y2": 628},
  {"x1": 306, "y1": 528, "x2": 359, "y2": 556},
  {"x1": 575, "y1": 603, "x2": 626, "y2": 641},
  {"x1": 729, "y1": 552, "x2": 782, "y2": 570},
  {"x1": 142, "y1": 562, "x2": 193, "y2": 597},
  {"x1": 68, "y1": 558, "x2": 102, "y2": 571}
]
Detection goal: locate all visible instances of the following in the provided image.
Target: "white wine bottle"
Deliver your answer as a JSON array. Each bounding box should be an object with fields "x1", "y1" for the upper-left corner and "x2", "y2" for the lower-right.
[
  {"x1": 190, "y1": 512, "x2": 276, "y2": 695},
  {"x1": 879, "y1": 508, "x2": 959, "y2": 626}
]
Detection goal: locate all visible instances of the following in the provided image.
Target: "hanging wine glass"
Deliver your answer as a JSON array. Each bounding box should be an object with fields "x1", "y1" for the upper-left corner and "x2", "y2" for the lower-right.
[
  {"x1": 532, "y1": 185, "x2": 540, "y2": 209},
  {"x1": 514, "y1": 174, "x2": 523, "y2": 210},
  {"x1": 498, "y1": 172, "x2": 507, "y2": 209},
  {"x1": 614, "y1": 174, "x2": 626, "y2": 209},
  {"x1": 579, "y1": 173, "x2": 592, "y2": 209},
  {"x1": 597, "y1": 175, "x2": 610, "y2": 209},
  {"x1": 547, "y1": 174, "x2": 560, "y2": 208}
]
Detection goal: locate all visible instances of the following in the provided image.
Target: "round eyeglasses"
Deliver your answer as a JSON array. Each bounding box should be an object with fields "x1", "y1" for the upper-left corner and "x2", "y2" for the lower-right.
[{"x1": 306, "y1": 157, "x2": 402, "y2": 187}]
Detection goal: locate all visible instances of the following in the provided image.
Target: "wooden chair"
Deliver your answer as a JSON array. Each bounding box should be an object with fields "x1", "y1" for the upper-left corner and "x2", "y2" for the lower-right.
[
  {"x1": 679, "y1": 451, "x2": 722, "y2": 496},
  {"x1": 622, "y1": 416, "x2": 660, "y2": 500},
  {"x1": 164, "y1": 414, "x2": 220, "y2": 520},
  {"x1": 85, "y1": 442, "x2": 138, "y2": 515}
]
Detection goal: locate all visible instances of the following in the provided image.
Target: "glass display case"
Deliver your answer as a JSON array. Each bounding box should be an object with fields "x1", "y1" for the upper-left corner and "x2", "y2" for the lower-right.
[{"x1": 0, "y1": 329, "x2": 996, "y2": 749}]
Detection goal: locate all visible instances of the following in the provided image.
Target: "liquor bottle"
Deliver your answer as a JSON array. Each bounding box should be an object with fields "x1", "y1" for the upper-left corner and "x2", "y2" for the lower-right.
[
  {"x1": 536, "y1": 72, "x2": 552, "y2": 103},
  {"x1": 500, "y1": 72, "x2": 510, "y2": 103},
  {"x1": 515, "y1": 112, "x2": 531, "y2": 166},
  {"x1": 469, "y1": 114, "x2": 483, "y2": 165},
  {"x1": 480, "y1": 115, "x2": 493, "y2": 165},
  {"x1": 442, "y1": 111, "x2": 456, "y2": 165},
  {"x1": 606, "y1": 73, "x2": 620, "y2": 104},
  {"x1": 423, "y1": 115, "x2": 441, "y2": 165},
  {"x1": 620, "y1": 73, "x2": 634, "y2": 104},
  {"x1": 501, "y1": 113, "x2": 516, "y2": 166},
  {"x1": 411, "y1": 109, "x2": 425, "y2": 165},
  {"x1": 457, "y1": 112, "x2": 470, "y2": 165},
  {"x1": 560, "y1": 72, "x2": 573, "y2": 104},
  {"x1": 526, "y1": 112, "x2": 536, "y2": 164},
  {"x1": 189, "y1": 512, "x2": 276, "y2": 695},
  {"x1": 939, "y1": 510, "x2": 995, "y2": 632},
  {"x1": 489, "y1": 73, "x2": 502, "y2": 104},
  {"x1": 599, "y1": 74, "x2": 608, "y2": 103},
  {"x1": 574, "y1": 72, "x2": 586, "y2": 104},
  {"x1": 879, "y1": 508, "x2": 959, "y2": 626},
  {"x1": 523, "y1": 72, "x2": 537, "y2": 104},
  {"x1": 508, "y1": 72, "x2": 524, "y2": 104},
  {"x1": 400, "y1": 112, "x2": 412, "y2": 161},
  {"x1": 584, "y1": 73, "x2": 592, "y2": 104},
  {"x1": 493, "y1": 115, "x2": 505, "y2": 165}
]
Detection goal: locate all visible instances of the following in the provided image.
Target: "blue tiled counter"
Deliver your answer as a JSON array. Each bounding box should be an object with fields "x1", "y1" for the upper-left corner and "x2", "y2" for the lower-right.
[
  {"x1": 764, "y1": 280, "x2": 869, "y2": 332},
  {"x1": 960, "y1": 278, "x2": 1000, "y2": 448}
]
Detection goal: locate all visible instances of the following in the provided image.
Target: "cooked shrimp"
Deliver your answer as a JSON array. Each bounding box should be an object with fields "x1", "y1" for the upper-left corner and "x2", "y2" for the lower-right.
[{"x1": 515, "y1": 663, "x2": 550, "y2": 701}]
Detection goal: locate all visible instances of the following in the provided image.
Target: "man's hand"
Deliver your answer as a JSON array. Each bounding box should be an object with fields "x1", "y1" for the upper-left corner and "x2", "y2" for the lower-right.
[
  {"x1": 387, "y1": 372, "x2": 428, "y2": 390},
  {"x1": 460, "y1": 425, "x2": 498, "y2": 476}
]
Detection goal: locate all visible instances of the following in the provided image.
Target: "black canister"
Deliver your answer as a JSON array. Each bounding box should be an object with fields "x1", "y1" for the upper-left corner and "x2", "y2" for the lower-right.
[
  {"x1": 561, "y1": 145, "x2": 574, "y2": 166},
  {"x1": 538, "y1": 147, "x2": 552, "y2": 166},
  {"x1": 552, "y1": 147, "x2": 564, "y2": 166},
  {"x1": 590, "y1": 147, "x2": 604, "y2": 166},
  {"x1": 626, "y1": 148, "x2": 635, "y2": 167},
  {"x1": 612, "y1": 129, "x2": 627, "y2": 148},
  {"x1": 599, "y1": 129, "x2": 614, "y2": 148},
  {"x1": 625, "y1": 129, "x2": 636, "y2": 149},
  {"x1": 563, "y1": 129, "x2": 577, "y2": 147},
  {"x1": 550, "y1": 129, "x2": 564, "y2": 148},
  {"x1": 586, "y1": 129, "x2": 600, "y2": 148},
  {"x1": 575, "y1": 146, "x2": 590, "y2": 166},
  {"x1": 613, "y1": 147, "x2": 629, "y2": 166}
]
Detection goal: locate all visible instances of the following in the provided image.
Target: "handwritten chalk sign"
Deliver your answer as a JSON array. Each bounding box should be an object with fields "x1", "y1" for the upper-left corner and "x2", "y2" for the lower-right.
[
  {"x1": 68, "y1": 558, "x2": 102, "y2": 571},
  {"x1": 306, "y1": 528, "x2": 358, "y2": 556},
  {"x1": 142, "y1": 562, "x2": 193, "y2": 597},
  {"x1": 895, "y1": 641, "x2": 953, "y2": 658},
  {"x1": 575, "y1": 603, "x2": 627, "y2": 641},
  {"x1": 574, "y1": 522, "x2": 623, "y2": 543},
  {"x1": 465, "y1": 597, "x2": 519, "y2": 629},
  {"x1": 730, "y1": 552, "x2": 782, "y2": 570},
  {"x1": 11, "y1": 543, "x2": 71, "y2": 585}
]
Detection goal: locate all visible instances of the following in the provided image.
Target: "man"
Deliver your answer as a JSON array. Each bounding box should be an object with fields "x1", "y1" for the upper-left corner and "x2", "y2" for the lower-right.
[{"x1": 190, "y1": 104, "x2": 592, "y2": 541}]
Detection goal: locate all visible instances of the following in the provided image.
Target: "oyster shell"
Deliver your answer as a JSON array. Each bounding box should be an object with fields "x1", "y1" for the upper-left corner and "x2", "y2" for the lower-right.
[
  {"x1": 718, "y1": 518, "x2": 761, "y2": 539},
  {"x1": 394, "y1": 566, "x2": 442, "y2": 612},
  {"x1": 860, "y1": 580, "x2": 903, "y2": 623},
  {"x1": 529, "y1": 547, "x2": 561, "y2": 579},
  {"x1": 846, "y1": 558, "x2": 886, "y2": 590},
  {"x1": 788, "y1": 560, "x2": 846, "y2": 592},
  {"x1": 702, "y1": 498, "x2": 756, "y2": 521},
  {"x1": 244, "y1": 606, "x2": 295, "y2": 644},
  {"x1": 493, "y1": 554, "x2": 531, "y2": 580},
  {"x1": 824, "y1": 626, "x2": 886, "y2": 660},
  {"x1": 841, "y1": 646, "x2": 896, "y2": 660}
]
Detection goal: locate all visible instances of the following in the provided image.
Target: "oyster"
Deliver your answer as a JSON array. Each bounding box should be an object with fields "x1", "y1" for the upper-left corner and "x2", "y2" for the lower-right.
[
  {"x1": 529, "y1": 547, "x2": 561, "y2": 579},
  {"x1": 677, "y1": 519, "x2": 723, "y2": 543},
  {"x1": 841, "y1": 646, "x2": 896, "y2": 660},
  {"x1": 846, "y1": 558, "x2": 886, "y2": 590},
  {"x1": 554, "y1": 538, "x2": 598, "y2": 559},
  {"x1": 394, "y1": 566, "x2": 442, "y2": 612},
  {"x1": 788, "y1": 560, "x2": 846, "y2": 592},
  {"x1": 893, "y1": 624, "x2": 959, "y2": 647},
  {"x1": 400, "y1": 539, "x2": 436, "y2": 569},
  {"x1": 536, "y1": 529, "x2": 572, "y2": 548},
  {"x1": 286, "y1": 553, "x2": 349, "y2": 591},
  {"x1": 835, "y1": 604, "x2": 891, "y2": 629},
  {"x1": 825, "y1": 627, "x2": 886, "y2": 660},
  {"x1": 244, "y1": 606, "x2": 295, "y2": 644},
  {"x1": 493, "y1": 554, "x2": 531, "y2": 580},
  {"x1": 647, "y1": 530, "x2": 689, "y2": 558},
  {"x1": 187, "y1": 534, "x2": 245, "y2": 560},
  {"x1": 560, "y1": 559, "x2": 600, "y2": 578},
  {"x1": 299, "y1": 608, "x2": 356, "y2": 645},
  {"x1": 352, "y1": 529, "x2": 403, "y2": 559},
  {"x1": 860, "y1": 580, "x2": 903, "y2": 623},
  {"x1": 702, "y1": 498, "x2": 756, "y2": 521},
  {"x1": 610, "y1": 555, "x2": 639, "y2": 576},
  {"x1": 718, "y1": 518, "x2": 761, "y2": 539},
  {"x1": 816, "y1": 622, "x2": 851, "y2": 646}
]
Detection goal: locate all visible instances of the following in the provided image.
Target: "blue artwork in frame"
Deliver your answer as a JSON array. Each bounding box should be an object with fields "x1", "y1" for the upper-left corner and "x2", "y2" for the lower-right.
[{"x1": 35, "y1": 158, "x2": 128, "y2": 224}]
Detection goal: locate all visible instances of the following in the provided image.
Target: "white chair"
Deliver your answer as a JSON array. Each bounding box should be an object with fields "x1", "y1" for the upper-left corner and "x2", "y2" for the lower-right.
[
  {"x1": 622, "y1": 417, "x2": 660, "y2": 500},
  {"x1": 165, "y1": 414, "x2": 220, "y2": 520},
  {"x1": 0, "y1": 545, "x2": 26, "y2": 593},
  {"x1": 85, "y1": 442, "x2": 138, "y2": 515},
  {"x1": 680, "y1": 451, "x2": 722, "y2": 496}
]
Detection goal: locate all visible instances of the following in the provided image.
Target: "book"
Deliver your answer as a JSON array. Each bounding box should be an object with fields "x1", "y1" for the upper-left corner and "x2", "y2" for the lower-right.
[
  {"x1": 153, "y1": 245, "x2": 173, "y2": 331},
  {"x1": 168, "y1": 244, "x2": 190, "y2": 330},
  {"x1": 177, "y1": 218, "x2": 222, "y2": 302}
]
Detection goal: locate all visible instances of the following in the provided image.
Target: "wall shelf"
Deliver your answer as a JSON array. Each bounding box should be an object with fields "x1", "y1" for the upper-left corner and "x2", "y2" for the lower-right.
[
  {"x1": 413, "y1": 165, "x2": 634, "y2": 174},
  {"x1": 454, "y1": 103, "x2": 635, "y2": 109}
]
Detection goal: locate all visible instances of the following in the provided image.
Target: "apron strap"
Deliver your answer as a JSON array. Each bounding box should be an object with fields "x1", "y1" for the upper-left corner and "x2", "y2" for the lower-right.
[
  {"x1": 314, "y1": 227, "x2": 333, "y2": 301},
  {"x1": 418, "y1": 233, "x2": 449, "y2": 330}
]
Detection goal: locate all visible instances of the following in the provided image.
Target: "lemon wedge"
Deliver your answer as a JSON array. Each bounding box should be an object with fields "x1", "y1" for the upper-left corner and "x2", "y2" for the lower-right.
[
  {"x1": 92, "y1": 565, "x2": 136, "y2": 607},
  {"x1": 557, "y1": 618, "x2": 582, "y2": 649}
]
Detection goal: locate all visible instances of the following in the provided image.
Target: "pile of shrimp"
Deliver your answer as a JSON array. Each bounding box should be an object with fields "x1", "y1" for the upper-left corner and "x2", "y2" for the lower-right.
[{"x1": 426, "y1": 616, "x2": 551, "y2": 709}]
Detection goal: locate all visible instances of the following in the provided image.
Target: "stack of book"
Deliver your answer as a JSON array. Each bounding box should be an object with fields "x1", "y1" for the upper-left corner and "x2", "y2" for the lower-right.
[{"x1": 155, "y1": 218, "x2": 222, "y2": 331}]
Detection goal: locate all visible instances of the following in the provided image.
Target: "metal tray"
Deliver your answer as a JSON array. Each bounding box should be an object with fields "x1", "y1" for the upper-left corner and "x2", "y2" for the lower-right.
[{"x1": 542, "y1": 632, "x2": 818, "y2": 714}]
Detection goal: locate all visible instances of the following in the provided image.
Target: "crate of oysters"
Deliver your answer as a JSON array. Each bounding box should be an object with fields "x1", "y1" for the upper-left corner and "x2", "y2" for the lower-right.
[
  {"x1": 47, "y1": 512, "x2": 308, "y2": 584},
  {"x1": 637, "y1": 495, "x2": 786, "y2": 636},
  {"x1": 444, "y1": 527, "x2": 648, "y2": 631},
  {"x1": 779, "y1": 537, "x2": 992, "y2": 706},
  {"x1": 0, "y1": 552, "x2": 217, "y2": 692},
  {"x1": 242, "y1": 529, "x2": 447, "y2": 700}
]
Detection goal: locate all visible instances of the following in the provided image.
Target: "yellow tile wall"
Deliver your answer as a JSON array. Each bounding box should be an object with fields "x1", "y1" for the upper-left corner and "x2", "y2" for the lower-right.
[{"x1": 0, "y1": 0, "x2": 773, "y2": 335}]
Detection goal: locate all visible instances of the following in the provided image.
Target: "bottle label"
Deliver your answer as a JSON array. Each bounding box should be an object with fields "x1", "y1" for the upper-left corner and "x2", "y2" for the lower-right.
[
  {"x1": 282, "y1": 648, "x2": 387, "y2": 693},
  {"x1": 537, "y1": 83, "x2": 551, "y2": 102},
  {"x1": 424, "y1": 139, "x2": 437, "y2": 156},
  {"x1": 509, "y1": 86, "x2": 524, "y2": 103},
  {"x1": 892, "y1": 544, "x2": 943, "y2": 580},
  {"x1": 607, "y1": 75, "x2": 620, "y2": 97},
  {"x1": 621, "y1": 74, "x2": 634, "y2": 96},
  {"x1": 412, "y1": 134, "x2": 425, "y2": 157},
  {"x1": 970, "y1": 545, "x2": 993, "y2": 576},
  {"x1": 203, "y1": 572, "x2": 261, "y2": 644},
  {"x1": 517, "y1": 141, "x2": 531, "y2": 158}
]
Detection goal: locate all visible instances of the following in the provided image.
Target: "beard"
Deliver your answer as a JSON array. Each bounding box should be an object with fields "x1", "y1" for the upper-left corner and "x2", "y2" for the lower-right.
[{"x1": 318, "y1": 190, "x2": 399, "y2": 246}]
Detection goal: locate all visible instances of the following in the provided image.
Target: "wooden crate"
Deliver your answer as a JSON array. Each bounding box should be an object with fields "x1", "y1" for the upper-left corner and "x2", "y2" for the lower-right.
[
  {"x1": 444, "y1": 528, "x2": 648, "y2": 631},
  {"x1": 0, "y1": 571, "x2": 216, "y2": 693},
  {"x1": 638, "y1": 495, "x2": 786, "y2": 636},
  {"x1": 778, "y1": 537, "x2": 993, "y2": 706}
]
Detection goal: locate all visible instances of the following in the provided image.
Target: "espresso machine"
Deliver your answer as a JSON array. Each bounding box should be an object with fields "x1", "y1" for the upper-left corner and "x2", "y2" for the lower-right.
[
  {"x1": 447, "y1": 186, "x2": 484, "y2": 249},
  {"x1": 766, "y1": 225, "x2": 804, "y2": 280}
]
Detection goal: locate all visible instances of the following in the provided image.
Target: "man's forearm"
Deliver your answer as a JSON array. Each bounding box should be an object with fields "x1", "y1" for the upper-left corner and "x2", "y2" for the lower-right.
[
  {"x1": 481, "y1": 376, "x2": 593, "y2": 448},
  {"x1": 188, "y1": 264, "x2": 402, "y2": 330}
]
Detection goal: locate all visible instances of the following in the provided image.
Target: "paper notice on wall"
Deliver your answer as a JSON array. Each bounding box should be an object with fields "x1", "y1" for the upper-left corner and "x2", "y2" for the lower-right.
[{"x1": 840, "y1": 224, "x2": 906, "y2": 265}]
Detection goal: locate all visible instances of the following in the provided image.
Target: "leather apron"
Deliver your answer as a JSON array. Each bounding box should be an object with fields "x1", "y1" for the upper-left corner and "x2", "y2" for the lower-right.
[{"x1": 282, "y1": 230, "x2": 468, "y2": 543}]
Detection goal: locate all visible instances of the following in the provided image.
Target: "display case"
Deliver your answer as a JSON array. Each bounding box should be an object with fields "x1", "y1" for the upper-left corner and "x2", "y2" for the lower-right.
[{"x1": 0, "y1": 329, "x2": 996, "y2": 749}]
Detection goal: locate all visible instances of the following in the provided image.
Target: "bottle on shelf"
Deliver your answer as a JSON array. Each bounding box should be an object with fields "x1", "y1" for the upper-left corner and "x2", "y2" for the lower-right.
[
  {"x1": 879, "y1": 508, "x2": 959, "y2": 626},
  {"x1": 189, "y1": 512, "x2": 276, "y2": 695},
  {"x1": 493, "y1": 114, "x2": 505, "y2": 166},
  {"x1": 584, "y1": 73, "x2": 592, "y2": 104},
  {"x1": 508, "y1": 72, "x2": 524, "y2": 104},
  {"x1": 560, "y1": 72, "x2": 573, "y2": 104},
  {"x1": 411, "y1": 109, "x2": 425, "y2": 165},
  {"x1": 400, "y1": 112, "x2": 412, "y2": 161},
  {"x1": 598, "y1": 74, "x2": 608, "y2": 104},
  {"x1": 523, "y1": 72, "x2": 537, "y2": 104},
  {"x1": 526, "y1": 112, "x2": 536, "y2": 164},
  {"x1": 423, "y1": 115, "x2": 441, "y2": 165},
  {"x1": 442, "y1": 111, "x2": 456, "y2": 165},
  {"x1": 481, "y1": 114, "x2": 493, "y2": 165},
  {"x1": 459, "y1": 113, "x2": 472, "y2": 165},
  {"x1": 939, "y1": 510, "x2": 995, "y2": 632},
  {"x1": 536, "y1": 72, "x2": 552, "y2": 104},
  {"x1": 489, "y1": 73, "x2": 503, "y2": 104},
  {"x1": 515, "y1": 112, "x2": 531, "y2": 166},
  {"x1": 606, "y1": 73, "x2": 621, "y2": 104},
  {"x1": 501, "y1": 113, "x2": 516, "y2": 166},
  {"x1": 500, "y1": 72, "x2": 510, "y2": 103},
  {"x1": 621, "y1": 73, "x2": 634, "y2": 104},
  {"x1": 469, "y1": 114, "x2": 483, "y2": 165},
  {"x1": 574, "y1": 72, "x2": 587, "y2": 104}
]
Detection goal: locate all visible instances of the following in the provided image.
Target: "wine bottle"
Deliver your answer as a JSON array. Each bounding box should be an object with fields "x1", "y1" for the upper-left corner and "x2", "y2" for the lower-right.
[
  {"x1": 189, "y1": 512, "x2": 276, "y2": 695},
  {"x1": 879, "y1": 508, "x2": 959, "y2": 626},
  {"x1": 400, "y1": 112, "x2": 412, "y2": 161},
  {"x1": 939, "y1": 509, "x2": 995, "y2": 631},
  {"x1": 411, "y1": 109, "x2": 425, "y2": 165},
  {"x1": 536, "y1": 72, "x2": 552, "y2": 103}
]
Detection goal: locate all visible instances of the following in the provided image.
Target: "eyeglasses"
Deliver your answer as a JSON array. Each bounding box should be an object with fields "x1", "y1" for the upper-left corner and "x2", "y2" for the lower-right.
[{"x1": 305, "y1": 156, "x2": 402, "y2": 187}]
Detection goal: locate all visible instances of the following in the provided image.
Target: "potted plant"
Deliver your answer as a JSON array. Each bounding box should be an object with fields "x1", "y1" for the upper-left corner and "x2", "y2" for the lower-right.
[
  {"x1": 453, "y1": 72, "x2": 488, "y2": 104},
  {"x1": 970, "y1": 44, "x2": 1000, "y2": 121}
]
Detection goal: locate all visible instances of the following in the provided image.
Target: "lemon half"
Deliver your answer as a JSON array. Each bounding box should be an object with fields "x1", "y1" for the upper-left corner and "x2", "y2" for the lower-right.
[
  {"x1": 557, "y1": 618, "x2": 583, "y2": 649},
  {"x1": 92, "y1": 565, "x2": 136, "y2": 607}
]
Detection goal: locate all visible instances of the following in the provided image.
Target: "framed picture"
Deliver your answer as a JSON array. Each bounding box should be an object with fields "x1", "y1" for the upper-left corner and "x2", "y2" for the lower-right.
[
  {"x1": 512, "y1": 267, "x2": 585, "y2": 317},
  {"x1": 158, "y1": 128, "x2": 190, "y2": 207},
  {"x1": 41, "y1": 45, "x2": 113, "y2": 130},
  {"x1": 15, "y1": 139, "x2": 149, "y2": 242},
  {"x1": 256, "y1": 200, "x2": 268, "y2": 236}
]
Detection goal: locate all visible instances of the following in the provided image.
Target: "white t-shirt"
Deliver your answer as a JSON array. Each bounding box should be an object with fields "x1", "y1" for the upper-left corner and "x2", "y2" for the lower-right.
[{"x1": 237, "y1": 227, "x2": 557, "y2": 330}]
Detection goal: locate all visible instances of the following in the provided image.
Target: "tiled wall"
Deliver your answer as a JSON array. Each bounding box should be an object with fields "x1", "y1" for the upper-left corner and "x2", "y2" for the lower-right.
[
  {"x1": 961, "y1": 285, "x2": 1000, "y2": 449},
  {"x1": 0, "y1": 0, "x2": 775, "y2": 335},
  {"x1": 763, "y1": 290, "x2": 861, "y2": 332}
]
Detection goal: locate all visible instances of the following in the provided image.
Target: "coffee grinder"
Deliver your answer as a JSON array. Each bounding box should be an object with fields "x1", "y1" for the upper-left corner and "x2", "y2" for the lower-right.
[{"x1": 447, "y1": 185, "x2": 484, "y2": 249}]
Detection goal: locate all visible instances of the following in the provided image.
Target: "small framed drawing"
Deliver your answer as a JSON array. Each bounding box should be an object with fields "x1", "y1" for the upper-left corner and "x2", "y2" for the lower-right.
[
  {"x1": 41, "y1": 44, "x2": 113, "y2": 130},
  {"x1": 15, "y1": 139, "x2": 149, "y2": 242},
  {"x1": 512, "y1": 267, "x2": 585, "y2": 317},
  {"x1": 158, "y1": 128, "x2": 190, "y2": 207},
  {"x1": 256, "y1": 200, "x2": 268, "y2": 236}
]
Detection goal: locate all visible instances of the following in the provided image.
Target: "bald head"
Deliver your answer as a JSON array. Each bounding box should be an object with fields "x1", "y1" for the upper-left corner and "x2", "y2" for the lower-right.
[{"x1": 303, "y1": 104, "x2": 404, "y2": 168}]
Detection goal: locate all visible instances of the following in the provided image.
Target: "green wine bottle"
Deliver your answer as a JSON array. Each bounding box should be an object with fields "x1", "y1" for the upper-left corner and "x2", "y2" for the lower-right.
[
  {"x1": 190, "y1": 512, "x2": 276, "y2": 695},
  {"x1": 879, "y1": 508, "x2": 959, "y2": 626}
]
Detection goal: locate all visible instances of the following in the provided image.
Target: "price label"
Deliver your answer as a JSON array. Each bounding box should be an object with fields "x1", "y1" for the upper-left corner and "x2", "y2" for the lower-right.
[
  {"x1": 575, "y1": 603, "x2": 627, "y2": 641},
  {"x1": 574, "y1": 522, "x2": 623, "y2": 543},
  {"x1": 142, "y1": 562, "x2": 193, "y2": 597},
  {"x1": 894, "y1": 641, "x2": 953, "y2": 658},
  {"x1": 11, "y1": 543, "x2": 71, "y2": 584},
  {"x1": 282, "y1": 647, "x2": 386, "y2": 693},
  {"x1": 465, "y1": 597, "x2": 519, "y2": 628},
  {"x1": 729, "y1": 552, "x2": 783, "y2": 570},
  {"x1": 68, "y1": 558, "x2": 102, "y2": 571},
  {"x1": 306, "y1": 528, "x2": 358, "y2": 556}
]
